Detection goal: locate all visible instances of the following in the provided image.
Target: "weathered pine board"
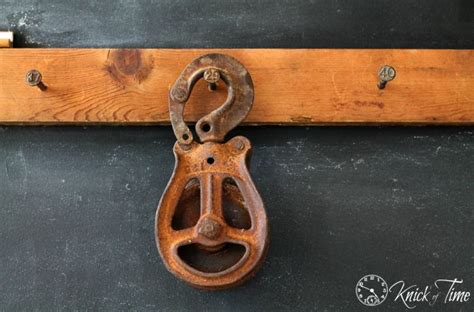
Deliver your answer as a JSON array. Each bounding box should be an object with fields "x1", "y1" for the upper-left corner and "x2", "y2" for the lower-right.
[{"x1": 0, "y1": 49, "x2": 473, "y2": 125}]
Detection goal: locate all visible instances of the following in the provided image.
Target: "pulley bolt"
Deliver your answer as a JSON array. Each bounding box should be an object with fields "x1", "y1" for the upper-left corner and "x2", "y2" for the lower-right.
[
  {"x1": 25, "y1": 69, "x2": 47, "y2": 91},
  {"x1": 204, "y1": 68, "x2": 220, "y2": 91},
  {"x1": 198, "y1": 218, "x2": 222, "y2": 240},
  {"x1": 377, "y1": 65, "x2": 396, "y2": 89}
]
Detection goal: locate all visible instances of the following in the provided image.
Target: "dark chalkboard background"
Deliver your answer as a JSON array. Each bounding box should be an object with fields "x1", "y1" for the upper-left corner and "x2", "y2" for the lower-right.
[{"x1": 0, "y1": 1, "x2": 473, "y2": 311}]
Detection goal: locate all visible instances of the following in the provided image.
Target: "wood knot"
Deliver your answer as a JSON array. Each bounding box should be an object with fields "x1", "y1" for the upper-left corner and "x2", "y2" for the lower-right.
[{"x1": 105, "y1": 49, "x2": 154, "y2": 87}]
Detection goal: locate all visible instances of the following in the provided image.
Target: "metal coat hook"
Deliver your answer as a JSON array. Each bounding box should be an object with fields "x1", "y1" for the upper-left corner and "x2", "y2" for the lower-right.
[
  {"x1": 378, "y1": 65, "x2": 396, "y2": 89},
  {"x1": 25, "y1": 70, "x2": 47, "y2": 91}
]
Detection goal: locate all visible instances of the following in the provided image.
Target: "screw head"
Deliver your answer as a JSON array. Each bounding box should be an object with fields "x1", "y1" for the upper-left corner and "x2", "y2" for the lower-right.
[
  {"x1": 203, "y1": 68, "x2": 220, "y2": 84},
  {"x1": 378, "y1": 65, "x2": 396, "y2": 82},
  {"x1": 25, "y1": 70, "x2": 43, "y2": 86},
  {"x1": 197, "y1": 218, "x2": 222, "y2": 240}
]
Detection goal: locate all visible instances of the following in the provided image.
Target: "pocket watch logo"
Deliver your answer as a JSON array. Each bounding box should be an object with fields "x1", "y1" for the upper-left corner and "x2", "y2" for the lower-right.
[
  {"x1": 355, "y1": 274, "x2": 388, "y2": 306},
  {"x1": 356, "y1": 275, "x2": 471, "y2": 308}
]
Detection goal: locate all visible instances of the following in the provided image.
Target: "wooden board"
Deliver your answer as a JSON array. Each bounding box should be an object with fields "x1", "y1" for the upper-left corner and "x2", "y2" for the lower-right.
[
  {"x1": 0, "y1": 32, "x2": 13, "y2": 48},
  {"x1": 0, "y1": 49, "x2": 473, "y2": 125}
]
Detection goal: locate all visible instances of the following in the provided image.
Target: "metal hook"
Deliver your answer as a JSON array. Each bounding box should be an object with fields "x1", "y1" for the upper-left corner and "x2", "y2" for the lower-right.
[
  {"x1": 168, "y1": 54, "x2": 254, "y2": 145},
  {"x1": 378, "y1": 65, "x2": 396, "y2": 89},
  {"x1": 25, "y1": 69, "x2": 47, "y2": 91}
]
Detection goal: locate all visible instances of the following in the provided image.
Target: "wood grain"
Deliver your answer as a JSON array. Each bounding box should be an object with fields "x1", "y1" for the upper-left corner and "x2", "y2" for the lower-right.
[{"x1": 0, "y1": 49, "x2": 472, "y2": 125}]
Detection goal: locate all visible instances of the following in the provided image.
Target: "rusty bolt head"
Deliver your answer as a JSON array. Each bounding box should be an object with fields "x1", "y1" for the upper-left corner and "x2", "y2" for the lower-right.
[
  {"x1": 203, "y1": 68, "x2": 220, "y2": 84},
  {"x1": 25, "y1": 70, "x2": 43, "y2": 86},
  {"x1": 179, "y1": 142, "x2": 192, "y2": 151},
  {"x1": 172, "y1": 87, "x2": 187, "y2": 102},
  {"x1": 197, "y1": 218, "x2": 222, "y2": 240},
  {"x1": 234, "y1": 139, "x2": 245, "y2": 151}
]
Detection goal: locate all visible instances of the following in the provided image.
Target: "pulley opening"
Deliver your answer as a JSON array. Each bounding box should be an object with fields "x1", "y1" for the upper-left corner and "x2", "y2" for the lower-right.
[
  {"x1": 222, "y1": 178, "x2": 251, "y2": 230},
  {"x1": 178, "y1": 243, "x2": 245, "y2": 273},
  {"x1": 171, "y1": 178, "x2": 201, "y2": 230}
]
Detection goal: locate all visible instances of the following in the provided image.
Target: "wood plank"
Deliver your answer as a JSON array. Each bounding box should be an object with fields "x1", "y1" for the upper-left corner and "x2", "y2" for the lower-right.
[
  {"x1": 0, "y1": 32, "x2": 13, "y2": 48},
  {"x1": 0, "y1": 49, "x2": 473, "y2": 125}
]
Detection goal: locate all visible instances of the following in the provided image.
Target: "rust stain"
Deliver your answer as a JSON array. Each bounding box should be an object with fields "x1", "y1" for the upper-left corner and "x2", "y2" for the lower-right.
[{"x1": 104, "y1": 49, "x2": 154, "y2": 87}]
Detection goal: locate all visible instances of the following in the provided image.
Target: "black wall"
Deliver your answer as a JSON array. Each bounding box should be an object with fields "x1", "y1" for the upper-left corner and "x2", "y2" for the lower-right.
[
  {"x1": 0, "y1": 1, "x2": 473, "y2": 311},
  {"x1": 3, "y1": 0, "x2": 474, "y2": 48}
]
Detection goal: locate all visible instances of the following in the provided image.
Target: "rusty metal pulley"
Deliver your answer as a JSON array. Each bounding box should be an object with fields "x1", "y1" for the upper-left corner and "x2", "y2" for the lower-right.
[{"x1": 155, "y1": 53, "x2": 269, "y2": 290}]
